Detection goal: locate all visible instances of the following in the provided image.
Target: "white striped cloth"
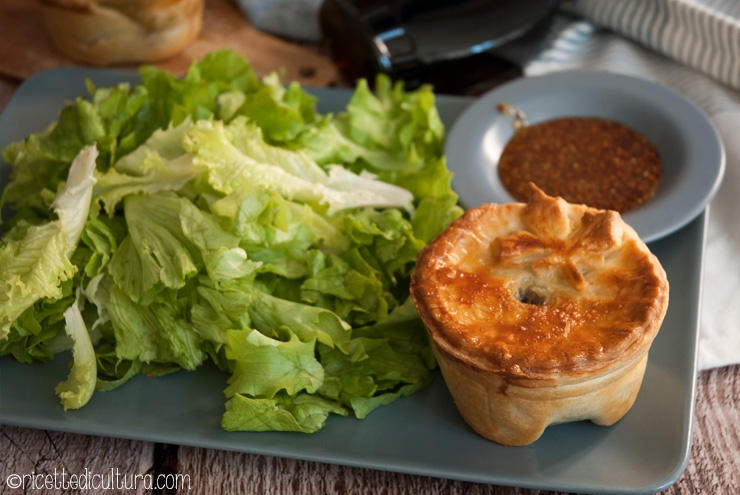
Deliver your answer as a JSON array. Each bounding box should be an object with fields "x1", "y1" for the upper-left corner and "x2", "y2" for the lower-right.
[
  {"x1": 524, "y1": 0, "x2": 740, "y2": 370},
  {"x1": 568, "y1": 0, "x2": 740, "y2": 91}
]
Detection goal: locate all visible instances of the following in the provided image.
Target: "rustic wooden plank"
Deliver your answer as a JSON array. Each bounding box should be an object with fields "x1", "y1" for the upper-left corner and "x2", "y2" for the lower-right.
[
  {"x1": 664, "y1": 365, "x2": 740, "y2": 494},
  {"x1": 0, "y1": 426, "x2": 156, "y2": 494},
  {"x1": 177, "y1": 446, "x2": 570, "y2": 495},
  {"x1": 0, "y1": 76, "x2": 14, "y2": 111}
]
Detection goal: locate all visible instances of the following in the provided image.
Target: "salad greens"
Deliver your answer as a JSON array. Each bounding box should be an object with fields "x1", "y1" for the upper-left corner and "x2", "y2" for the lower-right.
[{"x1": 0, "y1": 50, "x2": 462, "y2": 433}]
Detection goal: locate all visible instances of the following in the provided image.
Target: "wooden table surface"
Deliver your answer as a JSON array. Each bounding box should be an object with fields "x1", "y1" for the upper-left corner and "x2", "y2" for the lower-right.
[{"x1": 1, "y1": 15, "x2": 739, "y2": 495}]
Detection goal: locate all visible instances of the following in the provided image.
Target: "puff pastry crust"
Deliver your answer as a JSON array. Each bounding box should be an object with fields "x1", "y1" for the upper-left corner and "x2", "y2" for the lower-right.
[
  {"x1": 410, "y1": 185, "x2": 669, "y2": 445},
  {"x1": 40, "y1": 0, "x2": 204, "y2": 66}
]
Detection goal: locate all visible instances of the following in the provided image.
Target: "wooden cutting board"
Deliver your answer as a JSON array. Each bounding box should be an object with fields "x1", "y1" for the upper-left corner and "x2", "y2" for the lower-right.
[{"x1": 0, "y1": 0, "x2": 341, "y2": 88}]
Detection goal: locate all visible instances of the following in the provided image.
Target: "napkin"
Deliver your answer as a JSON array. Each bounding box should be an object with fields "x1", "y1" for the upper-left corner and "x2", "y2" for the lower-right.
[{"x1": 523, "y1": 1, "x2": 740, "y2": 370}]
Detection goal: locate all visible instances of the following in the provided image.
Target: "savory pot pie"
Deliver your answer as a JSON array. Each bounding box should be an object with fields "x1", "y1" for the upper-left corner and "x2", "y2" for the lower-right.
[
  {"x1": 410, "y1": 184, "x2": 669, "y2": 446},
  {"x1": 39, "y1": 0, "x2": 204, "y2": 66}
]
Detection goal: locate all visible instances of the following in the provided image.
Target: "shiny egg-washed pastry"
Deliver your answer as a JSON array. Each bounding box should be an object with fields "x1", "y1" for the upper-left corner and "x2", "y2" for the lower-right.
[
  {"x1": 410, "y1": 184, "x2": 669, "y2": 446},
  {"x1": 39, "y1": 0, "x2": 204, "y2": 66}
]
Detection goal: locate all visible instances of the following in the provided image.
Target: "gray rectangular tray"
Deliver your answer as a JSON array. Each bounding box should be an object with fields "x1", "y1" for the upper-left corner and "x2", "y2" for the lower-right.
[{"x1": 0, "y1": 68, "x2": 703, "y2": 495}]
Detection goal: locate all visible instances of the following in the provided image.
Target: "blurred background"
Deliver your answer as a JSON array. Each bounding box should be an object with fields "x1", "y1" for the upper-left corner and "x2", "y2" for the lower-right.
[
  {"x1": 2, "y1": 0, "x2": 738, "y2": 99},
  {"x1": 0, "y1": 0, "x2": 562, "y2": 96}
]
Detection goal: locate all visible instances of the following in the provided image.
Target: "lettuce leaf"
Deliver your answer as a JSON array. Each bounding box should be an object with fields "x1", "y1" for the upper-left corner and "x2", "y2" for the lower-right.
[
  {"x1": 55, "y1": 297, "x2": 97, "y2": 410},
  {"x1": 185, "y1": 118, "x2": 414, "y2": 214},
  {"x1": 222, "y1": 392, "x2": 347, "y2": 433},
  {"x1": 224, "y1": 329, "x2": 325, "y2": 399},
  {"x1": 0, "y1": 146, "x2": 97, "y2": 340}
]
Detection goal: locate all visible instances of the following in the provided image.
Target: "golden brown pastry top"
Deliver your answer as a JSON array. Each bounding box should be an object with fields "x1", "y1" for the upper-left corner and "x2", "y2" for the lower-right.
[
  {"x1": 39, "y1": 0, "x2": 204, "y2": 66},
  {"x1": 410, "y1": 185, "x2": 669, "y2": 381}
]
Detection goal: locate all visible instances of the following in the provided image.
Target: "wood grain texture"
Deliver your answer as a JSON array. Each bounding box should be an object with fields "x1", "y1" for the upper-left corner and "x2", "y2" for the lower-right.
[
  {"x1": 0, "y1": 77, "x2": 14, "y2": 112},
  {"x1": 1, "y1": 427, "x2": 154, "y2": 494},
  {"x1": 677, "y1": 365, "x2": 740, "y2": 493}
]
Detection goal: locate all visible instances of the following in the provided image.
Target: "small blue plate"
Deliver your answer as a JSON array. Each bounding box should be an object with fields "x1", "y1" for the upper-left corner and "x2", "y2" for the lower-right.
[{"x1": 445, "y1": 70, "x2": 725, "y2": 242}]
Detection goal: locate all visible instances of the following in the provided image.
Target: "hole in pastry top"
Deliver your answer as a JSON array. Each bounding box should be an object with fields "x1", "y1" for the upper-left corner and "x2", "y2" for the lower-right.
[{"x1": 517, "y1": 285, "x2": 548, "y2": 305}]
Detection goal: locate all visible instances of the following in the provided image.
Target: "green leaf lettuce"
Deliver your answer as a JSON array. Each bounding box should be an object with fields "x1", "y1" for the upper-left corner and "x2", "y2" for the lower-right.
[{"x1": 0, "y1": 50, "x2": 463, "y2": 433}]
